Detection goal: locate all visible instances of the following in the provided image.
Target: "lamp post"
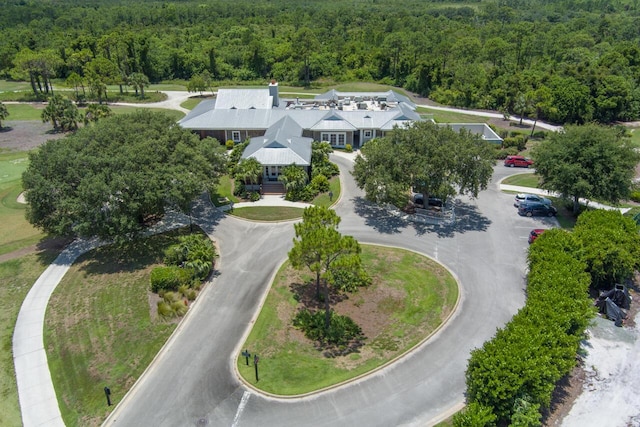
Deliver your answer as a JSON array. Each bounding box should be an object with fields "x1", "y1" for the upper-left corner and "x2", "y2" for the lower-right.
[
  {"x1": 104, "y1": 386, "x2": 112, "y2": 406},
  {"x1": 254, "y1": 355, "x2": 259, "y2": 382}
]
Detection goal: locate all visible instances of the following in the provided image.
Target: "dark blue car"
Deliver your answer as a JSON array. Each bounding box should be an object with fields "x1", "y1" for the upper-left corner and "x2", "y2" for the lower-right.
[{"x1": 518, "y1": 201, "x2": 557, "y2": 217}]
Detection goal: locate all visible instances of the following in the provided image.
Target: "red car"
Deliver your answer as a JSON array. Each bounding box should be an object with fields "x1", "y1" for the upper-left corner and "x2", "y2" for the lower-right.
[
  {"x1": 528, "y1": 229, "x2": 546, "y2": 244},
  {"x1": 504, "y1": 155, "x2": 534, "y2": 168}
]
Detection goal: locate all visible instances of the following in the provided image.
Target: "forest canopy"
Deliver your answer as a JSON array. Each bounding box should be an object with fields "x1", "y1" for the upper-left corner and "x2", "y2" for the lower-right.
[{"x1": 2, "y1": 0, "x2": 640, "y2": 124}]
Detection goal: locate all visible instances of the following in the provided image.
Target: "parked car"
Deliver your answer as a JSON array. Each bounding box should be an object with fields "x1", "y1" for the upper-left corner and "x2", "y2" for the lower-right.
[
  {"x1": 504, "y1": 155, "x2": 534, "y2": 168},
  {"x1": 528, "y1": 229, "x2": 546, "y2": 244},
  {"x1": 514, "y1": 193, "x2": 552, "y2": 207},
  {"x1": 413, "y1": 194, "x2": 443, "y2": 208},
  {"x1": 518, "y1": 201, "x2": 557, "y2": 217}
]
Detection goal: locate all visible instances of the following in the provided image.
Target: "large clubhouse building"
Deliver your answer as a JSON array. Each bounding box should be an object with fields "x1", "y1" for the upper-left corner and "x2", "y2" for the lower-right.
[{"x1": 178, "y1": 81, "x2": 502, "y2": 182}]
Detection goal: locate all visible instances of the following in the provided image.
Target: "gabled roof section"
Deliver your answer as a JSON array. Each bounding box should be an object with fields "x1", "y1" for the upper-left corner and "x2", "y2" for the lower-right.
[
  {"x1": 310, "y1": 110, "x2": 358, "y2": 131},
  {"x1": 379, "y1": 103, "x2": 423, "y2": 130},
  {"x1": 242, "y1": 115, "x2": 312, "y2": 166},
  {"x1": 215, "y1": 88, "x2": 273, "y2": 110}
]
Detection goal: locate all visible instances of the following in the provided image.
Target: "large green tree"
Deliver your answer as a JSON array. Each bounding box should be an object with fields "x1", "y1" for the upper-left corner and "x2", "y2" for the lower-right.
[
  {"x1": 288, "y1": 206, "x2": 365, "y2": 329},
  {"x1": 23, "y1": 110, "x2": 226, "y2": 242},
  {"x1": 532, "y1": 123, "x2": 640, "y2": 214},
  {"x1": 352, "y1": 121, "x2": 495, "y2": 205}
]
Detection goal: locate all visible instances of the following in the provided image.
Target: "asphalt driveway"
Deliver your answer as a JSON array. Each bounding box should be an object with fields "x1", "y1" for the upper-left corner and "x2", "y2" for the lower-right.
[{"x1": 103, "y1": 158, "x2": 547, "y2": 427}]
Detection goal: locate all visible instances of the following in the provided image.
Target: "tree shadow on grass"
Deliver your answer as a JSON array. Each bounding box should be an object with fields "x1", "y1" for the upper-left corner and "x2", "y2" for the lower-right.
[{"x1": 0, "y1": 126, "x2": 13, "y2": 133}]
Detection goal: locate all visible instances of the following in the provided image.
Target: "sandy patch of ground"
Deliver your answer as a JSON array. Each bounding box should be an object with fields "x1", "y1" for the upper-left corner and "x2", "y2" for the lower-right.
[{"x1": 560, "y1": 314, "x2": 640, "y2": 426}]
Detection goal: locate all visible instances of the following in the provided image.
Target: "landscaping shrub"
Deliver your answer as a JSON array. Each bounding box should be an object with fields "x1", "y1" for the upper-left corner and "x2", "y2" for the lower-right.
[
  {"x1": 464, "y1": 229, "x2": 593, "y2": 424},
  {"x1": 495, "y1": 147, "x2": 518, "y2": 159},
  {"x1": 157, "y1": 301, "x2": 173, "y2": 318},
  {"x1": 186, "y1": 289, "x2": 197, "y2": 301},
  {"x1": 345, "y1": 143, "x2": 353, "y2": 152},
  {"x1": 249, "y1": 191, "x2": 261, "y2": 202},
  {"x1": 225, "y1": 139, "x2": 235, "y2": 150},
  {"x1": 293, "y1": 309, "x2": 363, "y2": 346},
  {"x1": 178, "y1": 284, "x2": 190, "y2": 298},
  {"x1": 502, "y1": 135, "x2": 527, "y2": 151},
  {"x1": 233, "y1": 179, "x2": 246, "y2": 197},
  {"x1": 150, "y1": 266, "x2": 191, "y2": 292},
  {"x1": 453, "y1": 402, "x2": 497, "y2": 427},
  {"x1": 171, "y1": 300, "x2": 188, "y2": 316},
  {"x1": 630, "y1": 190, "x2": 640, "y2": 203},
  {"x1": 326, "y1": 265, "x2": 371, "y2": 292},
  {"x1": 312, "y1": 162, "x2": 339, "y2": 178},
  {"x1": 309, "y1": 174, "x2": 330, "y2": 193},
  {"x1": 163, "y1": 291, "x2": 179, "y2": 303},
  {"x1": 532, "y1": 130, "x2": 547, "y2": 139}
]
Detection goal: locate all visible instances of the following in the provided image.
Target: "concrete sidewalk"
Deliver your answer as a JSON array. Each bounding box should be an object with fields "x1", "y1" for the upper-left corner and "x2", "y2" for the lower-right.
[
  {"x1": 13, "y1": 239, "x2": 100, "y2": 427},
  {"x1": 499, "y1": 183, "x2": 632, "y2": 214},
  {"x1": 13, "y1": 212, "x2": 189, "y2": 427},
  {"x1": 221, "y1": 194, "x2": 311, "y2": 211}
]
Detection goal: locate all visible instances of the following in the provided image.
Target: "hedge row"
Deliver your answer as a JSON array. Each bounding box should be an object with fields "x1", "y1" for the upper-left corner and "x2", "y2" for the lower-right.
[{"x1": 459, "y1": 230, "x2": 593, "y2": 426}]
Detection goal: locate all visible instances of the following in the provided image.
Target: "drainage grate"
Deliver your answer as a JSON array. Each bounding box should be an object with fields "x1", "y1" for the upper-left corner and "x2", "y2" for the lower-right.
[{"x1": 197, "y1": 418, "x2": 208, "y2": 426}]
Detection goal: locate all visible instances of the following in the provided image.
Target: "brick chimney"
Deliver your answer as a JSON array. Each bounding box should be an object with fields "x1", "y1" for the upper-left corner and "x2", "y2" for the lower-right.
[{"x1": 269, "y1": 80, "x2": 279, "y2": 107}]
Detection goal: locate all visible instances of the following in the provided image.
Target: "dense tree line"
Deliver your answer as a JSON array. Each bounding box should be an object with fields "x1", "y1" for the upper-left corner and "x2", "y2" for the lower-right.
[{"x1": 2, "y1": 0, "x2": 640, "y2": 124}]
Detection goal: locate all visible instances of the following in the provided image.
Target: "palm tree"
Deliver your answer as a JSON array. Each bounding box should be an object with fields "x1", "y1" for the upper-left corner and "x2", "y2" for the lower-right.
[
  {"x1": 236, "y1": 158, "x2": 263, "y2": 187},
  {"x1": 128, "y1": 72, "x2": 150, "y2": 98},
  {"x1": 279, "y1": 164, "x2": 308, "y2": 192}
]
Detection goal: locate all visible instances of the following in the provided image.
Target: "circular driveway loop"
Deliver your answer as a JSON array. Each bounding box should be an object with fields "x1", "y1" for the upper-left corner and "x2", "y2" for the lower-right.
[{"x1": 14, "y1": 133, "x2": 543, "y2": 426}]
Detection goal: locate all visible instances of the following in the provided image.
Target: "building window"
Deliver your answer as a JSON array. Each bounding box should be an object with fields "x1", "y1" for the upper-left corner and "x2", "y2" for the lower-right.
[
  {"x1": 321, "y1": 132, "x2": 346, "y2": 147},
  {"x1": 364, "y1": 130, "x2": 372, "y2": 138},
  {"x1": 232, "y1": 131, "x2": 241, "y2": 142}
]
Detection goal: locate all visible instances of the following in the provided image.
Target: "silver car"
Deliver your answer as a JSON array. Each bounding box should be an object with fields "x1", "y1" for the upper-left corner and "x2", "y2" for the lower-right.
[{"x1": 514, "y1": 193, "x2": 552, "y2": 208}]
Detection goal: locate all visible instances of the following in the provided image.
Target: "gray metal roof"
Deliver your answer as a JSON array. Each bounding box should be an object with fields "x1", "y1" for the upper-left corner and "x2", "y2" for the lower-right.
[
  {"x1": 214, "y1": 88, "x2": 273, "y2": 109},
  {"x1": 179, "y1": 102, "x2": 422, "y2": 133},
  {"x1": 314, "y1": 90, "x2": 416, "y2": 109},
  {"x1": 241, "y1": 116, "x2": 312, "y2": 166},
  {"x1": 444, "y1": 123, "x2": 503, "y2": 143}
]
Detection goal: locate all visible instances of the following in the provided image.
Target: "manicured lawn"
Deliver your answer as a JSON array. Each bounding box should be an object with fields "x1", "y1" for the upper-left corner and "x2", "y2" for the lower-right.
[
  {"x1": 0, "y1": 80, "x2": 32, "y2": 92},
  {"x1": 4, "y1": 103, "x2": 184, "y2": 122},
  {"x1": 5, "y1": 103, "x2": 45, "y2": 120},
  {"x1": 0, "y1": 251, "x2": 60, "y2": 427},
  {"x1": 0, "y1": 151, "x2": 47, "y2": 255},
  {"x1": 238, "y1": 245, "x2": 458, "y2": 395},
  {"x1": 229, "y1": 206, "x2": 304, "y2": 221},
  {"x1": 501, "y1": 173, "x2": 540, "y2": 188},
  {"x1": 210, "y1": 175, "x2": 239, "y2": 206},
  {"x1": 417, "y1": 107, "x2": 489, "y2": 124},
  {"x1": 181, "y1": 96, "x2": 210, "y2": 110},
  {"x1": 150, "y1": 82, "x2": 188, "y2": 91},
  {"x1": 45, "y1": 228, "x2": 195, "y2": 427},
  {"x1": 311, "y1": 176, "x2": 340, "y2": 208},
  {"x1": 109, "y1": 106, "x2": 185, "y2": 121}
]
